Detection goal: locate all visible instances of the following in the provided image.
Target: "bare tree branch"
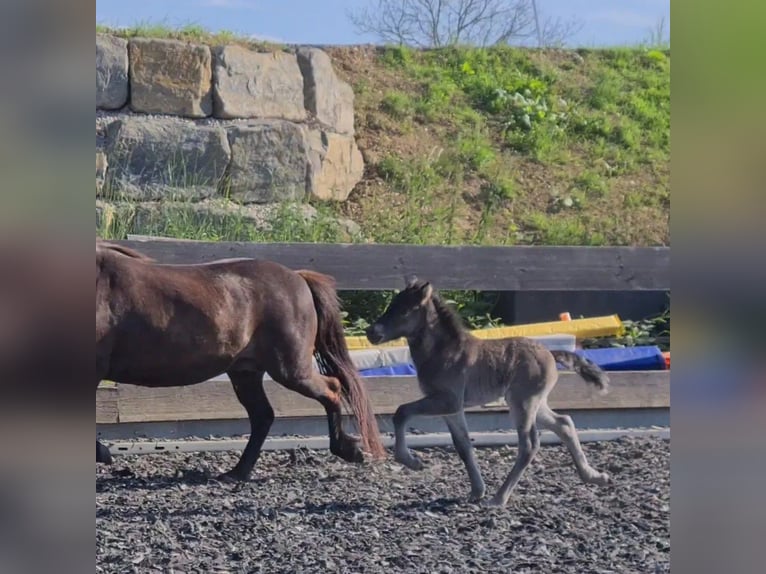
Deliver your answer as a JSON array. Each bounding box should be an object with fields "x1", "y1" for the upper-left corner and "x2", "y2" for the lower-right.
[
  {"x1": 538, "y1": 13, "x2": 584, "y2": 48},
  {"x1": 346, "y1": 0, "x2": 582, "y2": 49}
]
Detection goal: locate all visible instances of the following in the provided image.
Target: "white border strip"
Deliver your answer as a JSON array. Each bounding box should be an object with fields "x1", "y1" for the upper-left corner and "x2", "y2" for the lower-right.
[{"x1": 106, "y1": 427, "x2": 669, "y2": 456}]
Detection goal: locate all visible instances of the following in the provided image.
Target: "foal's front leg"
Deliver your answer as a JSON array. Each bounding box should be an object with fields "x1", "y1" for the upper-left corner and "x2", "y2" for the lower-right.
[
  {"x1": 393, "y1": 394, "x2": 460, "y2": 470},
  {"x1": 444, "y1": 411, "x2": 485, "y2": 502}
]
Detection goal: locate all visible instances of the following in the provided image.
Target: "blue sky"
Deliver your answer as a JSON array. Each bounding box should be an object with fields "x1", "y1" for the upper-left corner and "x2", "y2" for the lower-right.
[{"x1": 96, "y1": 0, "x2": 670, "y2": 47}]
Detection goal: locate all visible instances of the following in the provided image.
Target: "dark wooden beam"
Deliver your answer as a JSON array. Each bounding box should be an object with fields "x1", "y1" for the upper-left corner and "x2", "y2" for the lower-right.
[{"x1": 114, "y1": 238, "x2": 670, "y2": 291}]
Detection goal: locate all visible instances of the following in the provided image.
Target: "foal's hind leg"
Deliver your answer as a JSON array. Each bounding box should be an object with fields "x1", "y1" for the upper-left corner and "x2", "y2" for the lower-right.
[
  {"x1": 484, "y1": 400, "x2": 542, "y2": 508},
  {"x1": 218, "y1": 370, "x2": 274, "y2": 482},
  {"x1": 535, "y1": 403, "x2": 611, "y2": 486}
]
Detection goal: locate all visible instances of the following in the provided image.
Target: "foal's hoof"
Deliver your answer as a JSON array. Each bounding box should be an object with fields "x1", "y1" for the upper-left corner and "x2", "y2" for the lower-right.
[
  {"x1": 481, "y1": 496, "x2": 506, "y2": 509},
  {"x1": 468, "y1": 488, "x2": 486, "y2": 503},
  {"x1": 395, "y1": 451, "x2": 424, "y2": 471},
  {"x1": 592, "y1": 471, "x2": 612, "y2": 486}
]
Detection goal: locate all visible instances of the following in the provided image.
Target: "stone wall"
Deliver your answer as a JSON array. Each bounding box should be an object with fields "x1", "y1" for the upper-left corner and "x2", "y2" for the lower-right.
[{"x1": 96, "y1": 34, "x2": 364, "y2": 205}]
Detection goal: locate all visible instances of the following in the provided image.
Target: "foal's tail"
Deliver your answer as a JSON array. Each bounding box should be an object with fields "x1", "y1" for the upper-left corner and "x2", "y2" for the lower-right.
[
  {"x1": 297, "y1": 270, "x2": 386, "y2": 460},
  {"x1": 550, "y1": 350, "x2": 610, "y2": 394}
]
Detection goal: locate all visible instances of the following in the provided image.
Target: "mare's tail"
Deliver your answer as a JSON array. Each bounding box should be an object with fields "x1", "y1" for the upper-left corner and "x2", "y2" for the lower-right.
[
  {"x1": 550, "y1": 350, "x2": 610, "y2": 394},
  {"x1": 297, "y1": 270, "x2": 386, "y2": 460}
]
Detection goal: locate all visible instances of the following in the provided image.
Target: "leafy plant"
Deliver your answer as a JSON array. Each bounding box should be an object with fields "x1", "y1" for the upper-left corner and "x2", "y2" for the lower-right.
[
  {"x1": 581, "y1": 295, "x2": 671, "y2": 351},
  {"x1": 380, "y1": 91, "x2": 415, "y2": 120}
]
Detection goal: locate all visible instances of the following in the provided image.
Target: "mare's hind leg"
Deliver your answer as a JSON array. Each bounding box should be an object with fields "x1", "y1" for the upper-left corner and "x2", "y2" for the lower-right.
[
  {"x1": 535, "y1": 402, "x2": 611, "y2": 486},
  {"x1": 444, "y1": 411, "x2": 485, "y2": 501},
  {"x1": 484, "y1": 399, "x2": 542, "y2": 508},
  {"x1": 218, "y1": 370, "x2": 274, "y2": 482},
  {"x1": 272, "y1": 369, "x2": 364, "y2": 463}
]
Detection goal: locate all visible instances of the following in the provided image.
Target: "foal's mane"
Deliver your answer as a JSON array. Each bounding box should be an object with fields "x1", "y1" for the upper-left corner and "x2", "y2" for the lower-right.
[{"x1": 430, "y1": 291, "x2": 469, "y2": 340}]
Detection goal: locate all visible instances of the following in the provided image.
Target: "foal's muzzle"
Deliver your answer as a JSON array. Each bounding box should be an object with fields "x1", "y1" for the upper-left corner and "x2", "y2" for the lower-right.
[{"x1": 365, "y1": 323, "x2": 386, "y2": 345}]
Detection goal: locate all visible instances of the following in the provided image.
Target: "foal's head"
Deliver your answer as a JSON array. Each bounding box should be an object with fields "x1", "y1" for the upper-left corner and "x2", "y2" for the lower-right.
[{"x1": 365, "y1": 276, "x2": 433, "y2": 344}]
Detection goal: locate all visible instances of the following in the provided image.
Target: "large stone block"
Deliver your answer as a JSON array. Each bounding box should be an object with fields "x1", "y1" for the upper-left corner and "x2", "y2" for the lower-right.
[
  {"x1": 129, "y1": 38, "x2": 213, "y2": 117},
  {"x1": 212, "y1": 46, "x2": 306, "y2": 121},
  {"x1": 297, "y1": 47, "x2": 355, "y2": 135},
  {"x1": 226, "y1": 121, "x2": 310, "y2": 204},
  {"x1": 304, "y1": 129, "x2": 364, "y2": 201},
  {"x1": 96, "y1": 34, "x2": 129, "y2": 109},
  {"x1": 104, "y1": 117, "x2": 230, "y2": 200}
]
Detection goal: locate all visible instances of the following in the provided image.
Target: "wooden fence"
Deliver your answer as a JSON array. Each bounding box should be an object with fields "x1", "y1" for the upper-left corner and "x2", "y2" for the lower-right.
[{"x1": 96, "y1": 239, "x2": 670, "y2": 428}]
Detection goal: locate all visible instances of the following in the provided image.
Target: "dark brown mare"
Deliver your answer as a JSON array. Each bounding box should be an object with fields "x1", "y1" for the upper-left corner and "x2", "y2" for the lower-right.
[{"x1": 96, "y1": 239, "x2": 385, "y2": 480}]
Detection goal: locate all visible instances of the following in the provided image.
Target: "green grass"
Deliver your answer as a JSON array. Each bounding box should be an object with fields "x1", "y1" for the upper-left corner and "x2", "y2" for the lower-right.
[
  {"x1": 345, "y1": 43, "x2": 669, "y2": 246},
  {"x1": 97, "y1": 20, "x2": 282, "y2": 49},
  {"x1": 380, "y1": 91, "x2": 416, "y2": 121},
  {"x1": 97, "y1": 200, "x2": 358, "y2": 244}
]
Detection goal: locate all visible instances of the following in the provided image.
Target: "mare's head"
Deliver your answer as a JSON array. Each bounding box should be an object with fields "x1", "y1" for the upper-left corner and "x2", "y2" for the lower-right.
[{"x1": 365, "y1": 275, "x2": 433, "y2": 344}]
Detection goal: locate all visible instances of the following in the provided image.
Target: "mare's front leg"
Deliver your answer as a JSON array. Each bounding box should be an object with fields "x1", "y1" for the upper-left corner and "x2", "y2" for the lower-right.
[
  {"x1": 218, "y1": 370, "x2": 273, "y2": 482},
  {"x1": 444, "y1": 411, "x2": 485, "y2": 501},
  {"x1": 96, "y1": 440, "x2": 112, "y2": 465},
  {"x1": 96, "y1": 378, "x2": 112, "y2": 465},
  {"x1": 393, "y1": 393, "x2": 460, "y2": 470}
]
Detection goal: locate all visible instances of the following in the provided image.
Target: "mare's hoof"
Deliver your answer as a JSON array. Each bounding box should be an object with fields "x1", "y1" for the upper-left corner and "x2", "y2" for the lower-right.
[
  {"x1": 395, "y1": 451, "x2": 424, "y2": 471},
  {"x1": 338, "y1": 445, "x2": 365, "y2": 464},
  {"x1": 97, "y1": 443, "x2": 113, "y2": 465},
  {"x1": 332, "y1": 438, "x2": 365, "y2": 463},
  {"x1": 216, "y1": 470, "x2": 249, "y2": 483}
]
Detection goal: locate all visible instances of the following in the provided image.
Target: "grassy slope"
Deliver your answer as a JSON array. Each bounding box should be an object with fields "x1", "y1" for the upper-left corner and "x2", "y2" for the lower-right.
[
  {"x1": 97, "y1": 25, "x2": 669, "y2": 247},
  {"x1": 325, "y1": 45, "x2": 669, "y2": 246}
]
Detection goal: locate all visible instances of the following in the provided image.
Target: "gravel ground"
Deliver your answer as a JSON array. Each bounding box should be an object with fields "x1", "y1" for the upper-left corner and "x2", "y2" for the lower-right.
[{"x1": 97, "y1": 436, "x2": 669, "y2": 574}]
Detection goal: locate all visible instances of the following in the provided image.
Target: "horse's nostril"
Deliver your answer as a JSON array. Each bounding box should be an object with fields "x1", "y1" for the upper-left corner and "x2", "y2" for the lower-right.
[{"x1": 366, "y1": 324, "x2": 384, "y2": 341}]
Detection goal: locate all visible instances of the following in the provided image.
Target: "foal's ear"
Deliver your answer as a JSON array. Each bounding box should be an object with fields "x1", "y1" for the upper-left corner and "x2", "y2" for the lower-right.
[
  {"x1": 404, "y1": 274, "x2": 419, "y2": 288},
  {"x1": 418, "y1": 282, "x2": 433, "y2": 305}
]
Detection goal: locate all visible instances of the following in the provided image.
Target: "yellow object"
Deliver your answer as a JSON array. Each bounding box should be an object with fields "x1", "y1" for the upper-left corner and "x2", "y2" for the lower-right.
[{"x1": 344, "y1": 315, "x2": 623, "y2": 350}]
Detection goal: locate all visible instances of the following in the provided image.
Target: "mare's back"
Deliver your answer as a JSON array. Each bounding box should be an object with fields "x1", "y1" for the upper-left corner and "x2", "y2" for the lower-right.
[{"x1": 99, "y1": 252, "x2": 310, "y2": 333}]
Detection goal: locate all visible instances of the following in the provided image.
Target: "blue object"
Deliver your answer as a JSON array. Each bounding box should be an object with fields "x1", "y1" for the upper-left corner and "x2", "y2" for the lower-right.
[
  {"x1": 573, "y1": 346, "x2": 666, "y2": 371},
  {"x1": 356, "y1": 346, "x2": 667, "y2": 378},
  {"x1": 359, "y1": 364, "x2": 417, "y2": 377}
]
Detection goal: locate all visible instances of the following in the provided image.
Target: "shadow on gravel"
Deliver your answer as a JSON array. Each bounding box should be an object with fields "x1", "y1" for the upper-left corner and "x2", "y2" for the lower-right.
[
  {"x1": 281, "y1": 501, "x2": 379, "y2": 515},
  {"x1": 390, "y1": 496, "x2": 465, "y2": 512},
  {"x1": 96, "y1": 468, "x2": 269, "y2": 492}
]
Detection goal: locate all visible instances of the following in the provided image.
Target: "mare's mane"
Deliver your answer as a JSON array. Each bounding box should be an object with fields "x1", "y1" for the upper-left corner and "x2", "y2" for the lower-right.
[{"x1": 97, "y1": 239, "x2": 155, "y2": 262}]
